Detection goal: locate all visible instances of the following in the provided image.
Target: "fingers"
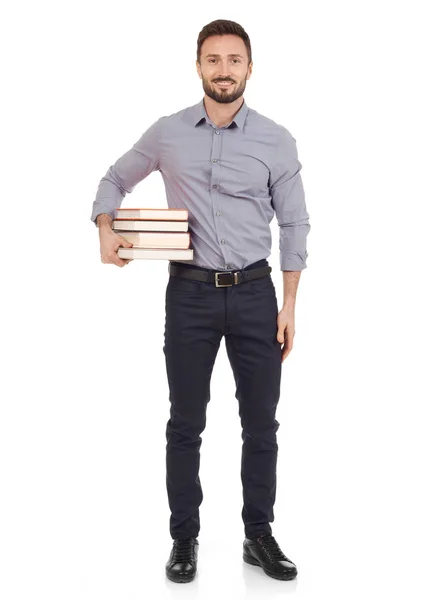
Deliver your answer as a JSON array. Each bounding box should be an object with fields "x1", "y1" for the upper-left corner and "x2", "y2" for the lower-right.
[
  {"x1": 114, "y1": 256, "x2": 132, "y2": 267},
  {"x1": 100, "y1": 252, "x2": 133, "y2": 267},
  {"x1": 281, "y1": 343, "x2": 293, "y2": 363},
  {"x1": 118, "y1": 239, "x2": 133, "y2": 249},
  {"x1": 114, "y1": 239, "x2": 133, "y2": 265},
  {"x1": 99, "y1": 229, "x2": 135, "y2": 266},
  {"x1": 278, "y1": 329, "x2": 295, "y2": 363},
  {"x1": 116, "y1": 259, "x2": 128, "y2": 267}
]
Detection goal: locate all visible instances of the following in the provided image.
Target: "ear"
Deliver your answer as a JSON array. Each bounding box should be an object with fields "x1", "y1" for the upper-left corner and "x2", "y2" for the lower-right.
[
  {"x1": 246, "y1": 62, "x2": 253, "y2": 80},
  {"x1": 195, "y1": 60, "x2": 202, "y2": 79}
]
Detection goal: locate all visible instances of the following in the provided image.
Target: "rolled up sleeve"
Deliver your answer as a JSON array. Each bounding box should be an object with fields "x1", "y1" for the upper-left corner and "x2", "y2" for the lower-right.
[
  {"x1": 90, "y1": 116, "x2": 165, "y2": 225},
  {"x1": 269, "y1": 128, "x2": 310, "y2": 271}
]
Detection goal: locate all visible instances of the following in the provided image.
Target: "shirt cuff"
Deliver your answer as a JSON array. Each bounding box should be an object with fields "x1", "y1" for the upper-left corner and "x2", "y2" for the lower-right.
[{"x1": 280, "y1": 251, "x2": 308, "y2": 271}]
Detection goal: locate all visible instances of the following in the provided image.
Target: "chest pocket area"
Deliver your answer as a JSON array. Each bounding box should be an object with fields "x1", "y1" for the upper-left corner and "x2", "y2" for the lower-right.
[{"x1": 219, "y1": 146, "x2": 270, "y2": 199}]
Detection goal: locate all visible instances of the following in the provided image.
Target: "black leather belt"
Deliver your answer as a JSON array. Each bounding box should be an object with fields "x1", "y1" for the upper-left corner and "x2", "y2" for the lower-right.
[{"x1": 168, "y1": 263, "x2": 272, "y2": 287}]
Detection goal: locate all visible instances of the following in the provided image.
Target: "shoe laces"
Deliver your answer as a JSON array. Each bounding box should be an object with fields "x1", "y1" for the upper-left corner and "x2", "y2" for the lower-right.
[
  {"x1": 172, "y1": 538, "x2": 195, "y2": 563},
  {"x1": 257, "y1": 534, "x2": 287, "y2": 562}
]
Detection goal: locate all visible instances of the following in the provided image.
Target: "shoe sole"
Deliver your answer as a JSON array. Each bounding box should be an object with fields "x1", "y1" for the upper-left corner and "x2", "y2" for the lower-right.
[
  {"x1": 165, "y1": 570, "x2": 196, "y2": 583},
  {"x1": 243, "y1": 551, "x2": 297, "y2": 581}
]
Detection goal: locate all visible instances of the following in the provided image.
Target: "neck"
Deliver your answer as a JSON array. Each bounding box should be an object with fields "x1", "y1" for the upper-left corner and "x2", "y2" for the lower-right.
[{"x1": 203, "y1": 95, "x2": 244, "y2": 128}]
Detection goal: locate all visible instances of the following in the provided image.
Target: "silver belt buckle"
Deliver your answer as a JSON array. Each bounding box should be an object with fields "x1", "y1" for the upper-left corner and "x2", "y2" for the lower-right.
[{"x1": 215, "y1": 271, "x2": 238, "y2": 287}]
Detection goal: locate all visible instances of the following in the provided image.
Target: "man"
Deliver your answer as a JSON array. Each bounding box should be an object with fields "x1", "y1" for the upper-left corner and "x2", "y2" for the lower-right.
[{"x1": 91, "y1": 19, "x2": 310, "y2": 583}]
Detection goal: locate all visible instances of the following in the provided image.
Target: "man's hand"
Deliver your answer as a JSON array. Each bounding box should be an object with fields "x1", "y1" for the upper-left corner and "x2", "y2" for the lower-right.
[
  {"x1": 97, "y1": 215, "x2": 133, "y2": 267},
  {"x1": 276, "y1": 306, "x2": 295, "y2": 363}
]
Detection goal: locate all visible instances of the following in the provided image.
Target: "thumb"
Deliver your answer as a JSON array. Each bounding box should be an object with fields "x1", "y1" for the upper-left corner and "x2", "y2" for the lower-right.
[
  {"x1": 118, "y1": 236, "x2": 133, "y2": 248},
  {"x1": 277, "y1": 330, "x2": 285, "y2": 344}
]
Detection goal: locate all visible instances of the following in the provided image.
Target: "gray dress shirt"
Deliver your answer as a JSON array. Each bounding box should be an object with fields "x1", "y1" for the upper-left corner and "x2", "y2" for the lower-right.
[{"x1": 91, "y1": 98, "x2": 310, "y2": 271}]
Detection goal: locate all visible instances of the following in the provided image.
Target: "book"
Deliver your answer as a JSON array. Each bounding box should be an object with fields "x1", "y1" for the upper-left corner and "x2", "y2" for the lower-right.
[
  {"x1": 112, "y1": 207, "x2": 193, "y2": 261},
  {"x1": 115, "y1": 208, "x2": 188, "y2": 220},
  {"x1": 112, "y1": 220, "x2": 188, "y2": 232},
  {"x1": 114, "y1": 231, "x2": 190, "y2": 248},
  {"x1": 117, "y1": 247, "x2": 193, "y2": 260}
]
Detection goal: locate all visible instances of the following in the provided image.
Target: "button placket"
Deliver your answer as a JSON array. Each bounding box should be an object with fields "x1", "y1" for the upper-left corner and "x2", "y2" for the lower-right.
[{"x1": 210, "y1": 127, "x2": 227, "y2": 263}]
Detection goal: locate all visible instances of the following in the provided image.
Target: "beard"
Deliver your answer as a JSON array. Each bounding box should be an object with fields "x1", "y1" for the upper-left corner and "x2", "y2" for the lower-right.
[{"x1": 201, "y1": 73, "x2": 247, "y2": 104}]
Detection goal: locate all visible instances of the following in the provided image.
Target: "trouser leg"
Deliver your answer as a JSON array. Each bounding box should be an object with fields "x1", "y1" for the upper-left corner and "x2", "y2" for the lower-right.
[
  {"x1": 163, "y1": 272, "x2": 224, "y2": 539},
  {"x1": 224, "y1": 260, "x2": 282, "y2": 539}
]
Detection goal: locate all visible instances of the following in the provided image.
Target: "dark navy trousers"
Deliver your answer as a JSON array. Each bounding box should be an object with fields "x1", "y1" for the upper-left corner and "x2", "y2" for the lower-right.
[{"x1": 162, "y1": 258, "x2": 282, "y2": 540}]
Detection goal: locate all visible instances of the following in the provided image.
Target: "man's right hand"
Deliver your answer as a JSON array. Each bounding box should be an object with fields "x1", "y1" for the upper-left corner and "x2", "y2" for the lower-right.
[{"x1": 96, "y1": 214, "x2": 133, "y2": 267}]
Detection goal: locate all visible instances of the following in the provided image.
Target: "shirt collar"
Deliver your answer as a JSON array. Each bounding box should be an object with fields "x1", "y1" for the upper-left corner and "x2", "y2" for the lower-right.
[{"x1": 192, "y1": 98, "x2": 249, "y2": 130}]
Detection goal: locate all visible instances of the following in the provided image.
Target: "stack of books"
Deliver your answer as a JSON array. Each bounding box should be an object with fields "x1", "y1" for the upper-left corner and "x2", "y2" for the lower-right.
[{"x1": 114, "y1": 208, "x2": 194, "y2": 261}]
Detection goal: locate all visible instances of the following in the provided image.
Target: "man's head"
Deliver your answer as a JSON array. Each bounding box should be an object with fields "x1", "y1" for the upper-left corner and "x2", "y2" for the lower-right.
[{"x1": 196, "y1": 19, "x2": 253, "y2": 104}]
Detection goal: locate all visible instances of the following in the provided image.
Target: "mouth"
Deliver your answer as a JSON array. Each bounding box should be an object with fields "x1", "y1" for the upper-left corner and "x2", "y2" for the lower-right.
[{"x1": 214, "y1": 81, "x2": 234, "y2": 89}]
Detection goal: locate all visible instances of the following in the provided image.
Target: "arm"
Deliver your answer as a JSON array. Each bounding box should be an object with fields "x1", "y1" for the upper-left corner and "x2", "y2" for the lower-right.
[
  {"x1": 269, "y1": 128, "x2": 310, "y2": 362},
  {"x1": 282, "y1": 270, "x2": 300, "y2": 311},
  {"x1": 95, "y1": 213, "x2": 113, "y2": 228},
  {"x1": 90, "y1": 116, "x2": 165, "y2": 226},
  {"x1": 269, "y1": 127, "x2": 310, "y2": 277}
]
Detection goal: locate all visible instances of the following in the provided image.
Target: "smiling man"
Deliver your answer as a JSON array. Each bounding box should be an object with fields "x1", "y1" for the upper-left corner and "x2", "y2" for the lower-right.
[
  {"x1": 199, "y1": 49, "x2": 249, "y2": 104},
  {"x1": 91, "y1": 18, "x2": 310, "y2": 584}
]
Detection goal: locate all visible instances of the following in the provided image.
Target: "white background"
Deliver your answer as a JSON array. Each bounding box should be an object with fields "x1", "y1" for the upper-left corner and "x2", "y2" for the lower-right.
[{"x1": 1, "y1": 1, "x2": 426, "y2": 598}]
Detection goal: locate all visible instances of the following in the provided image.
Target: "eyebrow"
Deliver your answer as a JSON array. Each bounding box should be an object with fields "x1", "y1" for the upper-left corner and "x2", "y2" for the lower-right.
[{"x1": 204, "y1": 53, "x2": 244, "y2": 59}]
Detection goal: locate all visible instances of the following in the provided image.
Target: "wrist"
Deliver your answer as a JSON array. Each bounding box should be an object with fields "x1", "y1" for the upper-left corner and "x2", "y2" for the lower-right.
[
  {"x1": 96, "y1": 214, "x2": 113, "y2": 229},
  {"x1": 282, "y1": 299, "x2": 296, "y2": 311}
]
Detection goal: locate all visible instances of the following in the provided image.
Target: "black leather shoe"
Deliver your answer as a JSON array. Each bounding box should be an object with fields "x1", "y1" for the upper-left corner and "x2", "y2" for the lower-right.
[
  {"x1": 165, "y1": 537, "x2": 199, "y2": 583},
  {"x1": 243, "y1": 534, "x2": 298, "y2": 580}
]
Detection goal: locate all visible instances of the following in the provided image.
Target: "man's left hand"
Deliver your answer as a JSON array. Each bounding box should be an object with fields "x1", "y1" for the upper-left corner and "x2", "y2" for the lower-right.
[{"x1": 276, "y1": 307, "x2": 295, "y2": 363}]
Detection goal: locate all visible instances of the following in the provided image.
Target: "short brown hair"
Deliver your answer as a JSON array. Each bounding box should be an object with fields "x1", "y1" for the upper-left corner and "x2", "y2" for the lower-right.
[{"x1": 196, "y1": 19, "x2": 252, "y2": 65}]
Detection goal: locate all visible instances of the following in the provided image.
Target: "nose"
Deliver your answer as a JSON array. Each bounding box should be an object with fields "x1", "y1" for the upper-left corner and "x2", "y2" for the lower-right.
[{"x1": 216, "y1": 63, "x2": 232, "y2": 80}]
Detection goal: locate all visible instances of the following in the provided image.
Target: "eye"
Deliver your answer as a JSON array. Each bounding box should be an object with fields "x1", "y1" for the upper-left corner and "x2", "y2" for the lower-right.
[{"x1": 207, "y1": 58, "x2": 241, "y2": 64}]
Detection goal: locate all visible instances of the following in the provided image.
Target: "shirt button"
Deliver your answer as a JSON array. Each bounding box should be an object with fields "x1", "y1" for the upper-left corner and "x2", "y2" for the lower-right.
[
  {"x1": 215, "y1": 130, "x2": 220, "y2": 135},
  {"x1": 212, "y1": 159, "x2": 218, "y2": 163},
  {"x1": 212, "y1": 185, "x2": 217, "y2": 189},
  {"x1": 221, "y1": 239, "x2": 226, "y2": 244},
  {"x1": 215, "y1": 211, "x2": 221, "y2": 216}
]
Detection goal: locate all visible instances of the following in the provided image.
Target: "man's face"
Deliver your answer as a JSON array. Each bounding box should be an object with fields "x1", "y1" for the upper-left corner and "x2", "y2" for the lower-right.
[{"x1": 196, "y1": 34, "x2": 252, "y2": 104}]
